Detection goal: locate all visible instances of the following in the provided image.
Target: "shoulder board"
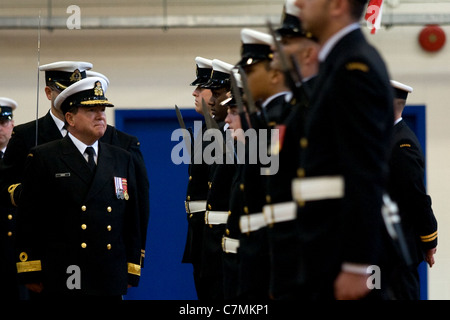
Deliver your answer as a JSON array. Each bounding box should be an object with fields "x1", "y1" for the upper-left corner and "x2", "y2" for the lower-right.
[
  {"x1": 346, "y1": 62, "x2": 369, "y2": 72},
  {"x1": 399, "y1": 143, "x2": 411, "y2": 148}
]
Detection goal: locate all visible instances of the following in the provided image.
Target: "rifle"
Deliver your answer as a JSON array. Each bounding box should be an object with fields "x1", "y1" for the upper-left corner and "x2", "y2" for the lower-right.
[
  {"x1": 229, "y1": 70, "x2": 250, "y2": 131},
  {"x1": 382, "y1": 194, "x2": 413, "y2": 267},
  {"x1": 174, "y1": 104, "x2": 192, "y2": 157}
]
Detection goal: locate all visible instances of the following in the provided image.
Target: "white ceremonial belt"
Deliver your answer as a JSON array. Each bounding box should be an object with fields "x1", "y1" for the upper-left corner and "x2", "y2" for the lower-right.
[
  {"x1": 205, "y1": 210, "x2": 229, "y2": 225},
  {"x1": 222, "y1": 236, "x2": 240, "y2": 254},
  {"x1": 263, "y1": 201, "x2": 297, "y2": 225},
  {"x1": 239, "y1": 212, "x2": 266, "y2": 234},
  {"x1": 292, "y1": 175, "x2": 345, "y2": 202},
  {"x1": 185, "y1": 200, "x2": 207, "y2": 214}
]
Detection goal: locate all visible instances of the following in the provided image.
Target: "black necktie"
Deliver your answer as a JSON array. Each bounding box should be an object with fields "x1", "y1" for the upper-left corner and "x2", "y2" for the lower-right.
[
  {"x1": 0, "y1": 151, "x2": 3, "y2": 159},
  {"x1": 85, "y1": 147, "x2": 96, "y2": 172}
]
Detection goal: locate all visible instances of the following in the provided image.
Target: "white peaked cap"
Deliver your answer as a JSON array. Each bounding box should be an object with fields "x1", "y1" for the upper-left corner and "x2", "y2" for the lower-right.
[
  {"x1": 87, "y1": 70, "x2": 110, "y2": 87},
  {"x1": 240, "y1": 28, "x2": 274, "y2": 46},
  {"x1": 0, "y1": 97, "x2": 18, "y2": 110},
  {"x1": 39, "y1": 61, "x2": 93, "y2": 72},
  {"x1": 285, "y1": 0, "x2": 301, "y2": 16},
  {"x1": 54, "y1": 76, "x2": 110, "y2": 111},
  {"x1": 390, "y1": 80, "x2": 413, "y2": 93},
  {"x1": 211, "y1": 59, "x2": 235, "y2": 74},
  {"x1": 195, "y1": 57, "x2": 213, "y2": 69}
]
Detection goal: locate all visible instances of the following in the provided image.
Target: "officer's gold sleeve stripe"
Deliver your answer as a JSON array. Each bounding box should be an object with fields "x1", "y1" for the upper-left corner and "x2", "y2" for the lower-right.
[
  {"x1": 128, "y1": 262, "x2": 141, "y2": 276},
  {"x1": 420, "y1": 231, "x2": 438, "y2": 242},
  {"x1": 16, "y1": 260, "x2": 42, "y2": 273}
]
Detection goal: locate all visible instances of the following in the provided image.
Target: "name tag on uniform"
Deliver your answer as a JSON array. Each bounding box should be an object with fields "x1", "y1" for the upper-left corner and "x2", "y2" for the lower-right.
[
  {"x1": 55, "y1": 172, "x2": 71, "y2": 178},
  {"x1": 114, "y1": 177, "x2": 129, "y2": 200}
]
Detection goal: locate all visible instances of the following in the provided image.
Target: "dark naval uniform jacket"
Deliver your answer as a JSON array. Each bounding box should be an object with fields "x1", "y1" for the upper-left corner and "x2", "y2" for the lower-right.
[
  {"x1": 0, "y1": 111, "x2": 149, "y2": 266},
  {"x1": 264, "y1": 78, "x2": 316, "y2": 300},
  {"x1": 101, "y1": 125, "x2": 150, "y2": 267},
  {"x1": 0, "y1": 111, "x2": 62, "y2": 206},
  {"x1": 389, "y1": 119, "x2": 437, "y2": 262},
  {"x1": 182, "y1": 123, "x2": 210, "y2": 265},
  {"x1": 15, "y1": 136, "x2": 142, "y2": 297},
  {"x1": 222, "y1": 156, "x2": 244, "y2": 300},
  {"x1": 386, "y1": 119, "x2": 437, "y2": 299},
  {"x1": 199, "y1": 121, "x2": 236, "y2": 300},
  {"x1": 295, "y1": 27, "x2": 394, "y2": 299},
  {"x1": 0, "y1": 188, "x2": 20, "y2": 300},
  {"x1": 182, "y1": 123, "x2": 211, "y2": 300},
  {"x1": 235, "y1": 92, "x2": 291, "y2": 300}
]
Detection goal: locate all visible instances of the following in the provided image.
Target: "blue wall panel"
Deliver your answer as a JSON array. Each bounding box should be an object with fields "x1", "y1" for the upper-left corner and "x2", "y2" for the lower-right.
[{"x1": 115, "y1": 109, "x2": 202, "y2": 300}]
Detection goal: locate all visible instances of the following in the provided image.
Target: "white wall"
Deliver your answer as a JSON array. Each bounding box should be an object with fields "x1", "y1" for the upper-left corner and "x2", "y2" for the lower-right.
[{"x1": 1, "y1": 22, "x2": 449, "y2": 299}]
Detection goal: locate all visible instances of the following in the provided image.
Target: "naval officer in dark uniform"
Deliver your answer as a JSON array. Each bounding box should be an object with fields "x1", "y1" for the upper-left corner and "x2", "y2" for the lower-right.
[
  {"x1": 0, "y1": 62, "x2": 149, "y2": 271},
  {"x1": 263, "y1": 0, "x2": 320, "y2": 300},
  {"x1": 15, "y1": 76, "x2": 142, "y2": 299},
  {"x1": 181, "y1": 56, "x2": 213, "y2": 300},
  {"x1": 294, "y1": 0, "x2": 393, "y2": 300},
  {"x1": 385, "y1": 80, "x2": 437, "y2": 300}
]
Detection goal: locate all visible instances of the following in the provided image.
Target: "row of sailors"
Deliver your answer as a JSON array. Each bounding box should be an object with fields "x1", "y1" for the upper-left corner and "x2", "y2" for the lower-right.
[{"x1": 182, "y1": 0, "x2": 437, "y2": 301}]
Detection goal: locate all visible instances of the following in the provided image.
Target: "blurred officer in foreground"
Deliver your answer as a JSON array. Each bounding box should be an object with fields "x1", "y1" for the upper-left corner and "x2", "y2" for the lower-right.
[
  {"x1": 0, "y1": 98, "x2": 24, "y2": 300},
  {"x1": 385, "y1": 80, "x2": 437, "y2": 300},
  {"x1": 294, "y1": 0, "x2": 393, "y2": 300},
  {"x1": 16, "y1": 77, "x2": 142, "y2": 300},
  {"x1": 182, "y1": 56, "x2": 213, "y2": 300},
  {"x1": 264, "y1": 0, "x2": 320, "y2": 300}
]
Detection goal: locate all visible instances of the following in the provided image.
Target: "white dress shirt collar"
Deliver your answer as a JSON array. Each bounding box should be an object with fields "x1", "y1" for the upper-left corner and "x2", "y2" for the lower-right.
[
  {"x1": 50, "y1": 109, "x2": 67, "y2": 137},
  {"x1": 68, "y1": 132, "x2": 99, "y2": 163},
  {"x1": 318, "y1": 23, "x2": 360, "y2": 63}
]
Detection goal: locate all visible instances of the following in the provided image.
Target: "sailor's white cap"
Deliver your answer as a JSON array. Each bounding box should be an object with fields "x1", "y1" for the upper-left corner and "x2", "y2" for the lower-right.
[
  {"x1": 202, "y1": 59, "x2": 234, "y2": 89},
  {"x1": 39, "y1": 61, "x2": 93, "y2": 91},
  {"x1": 195, "y1": 57, "x2": 213, "y2": 69},
  {"x1": 285, "y1": 0, "x2": 301, "y2": 16},
  {"x1": 391, "y1": 80, "x2": 413, "y2": 99},
  {"x1": 39, "y1": 61, "x2": 93, "y2": 73},
  {"x1": 0, "y1": 97, "x2": 18, "y2": 110},
  {"x1": 237, "y1": 29, "x2": 274, "y2": 67},
  {"x1": 0, "y1": 97, "x2": 18, "y2": 120},
  {"x1": 54, "y1": 76, "x2": 113, "y2": 114},
  {"x1": 87, "y1": 70, "x2": 110, "y2": 87},
  {"x1": 191, "y1": 57, "x2": 213, "y2": 86},
  {"x1": 241, "y1": 28, "x2": 274, "y2": 46}
]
